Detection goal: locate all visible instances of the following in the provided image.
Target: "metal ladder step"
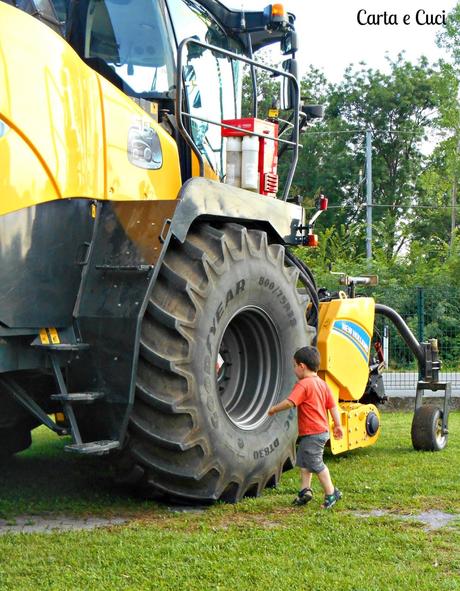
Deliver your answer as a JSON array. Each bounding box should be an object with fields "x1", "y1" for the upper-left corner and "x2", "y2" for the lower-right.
[
  {"x1": 51, "y1": 392, "x2": 105, "y2": 403},
  {"x1": 65, "y1": 440, "x2": 120, "y2": 455},
  {"x1": 33, "y1": 342, "x2": 90, "y2": 352},
  {"x1": 95, "y1": 264, "x2": 152, "y2": 273}
]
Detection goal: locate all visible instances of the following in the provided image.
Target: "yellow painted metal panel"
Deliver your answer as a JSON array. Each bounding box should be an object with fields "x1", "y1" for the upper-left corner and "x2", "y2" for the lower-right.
[
  {"x1": 318, "y1": 297, "x2": 375, "y2": 402},
  {"x1": 0, "y1": 4, "x2": 181, "y2": 216},
  {"x1": 0, "y1": 124, "x2": 59, "y2": 215},
  {"x1": 330, "y1": 402, "x2": 381, "y2": 453},
  {"x1": 0, "y1": 3, "x2": 105, "y2": 212},
  {"x1": 316, "y1": 296, "x2": 381, "y2": 454},
  {"x1": 100, "y1": 78, "x2": 182, "y2": 201}
]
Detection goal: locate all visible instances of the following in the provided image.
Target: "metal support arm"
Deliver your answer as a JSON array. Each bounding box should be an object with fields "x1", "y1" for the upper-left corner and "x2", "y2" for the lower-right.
[{"x1": 0, "y1": 375, "x2": 67, "y2": 434}]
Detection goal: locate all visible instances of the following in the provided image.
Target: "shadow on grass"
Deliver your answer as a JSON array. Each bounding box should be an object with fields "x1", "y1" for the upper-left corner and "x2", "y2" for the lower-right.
[
  {"x1": 2, "y1": 413, "x2": 458, "y2": 519},
  {"x1": 0, "y1": 429, "x2": 160, "y2": 519}
]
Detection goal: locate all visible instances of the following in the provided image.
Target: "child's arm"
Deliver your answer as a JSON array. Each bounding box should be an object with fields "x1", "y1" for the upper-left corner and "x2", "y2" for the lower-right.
[
  {"x1": 268, "y1": 399, "x2": 295, "y2": 416},
  {"x1": 329, "y1": 405, "x2": 344, "y2": 439}
]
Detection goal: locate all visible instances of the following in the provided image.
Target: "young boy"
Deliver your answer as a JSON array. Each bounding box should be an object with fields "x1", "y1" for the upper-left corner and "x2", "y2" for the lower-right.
[{"x1": 268, "y1": 346, "x2": 344, "y2": 509}]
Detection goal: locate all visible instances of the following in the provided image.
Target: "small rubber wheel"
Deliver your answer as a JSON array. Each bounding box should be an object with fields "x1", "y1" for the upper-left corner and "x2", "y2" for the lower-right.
[{"x1": 411, "y1": 405, "x2": 447, "y2": 451}]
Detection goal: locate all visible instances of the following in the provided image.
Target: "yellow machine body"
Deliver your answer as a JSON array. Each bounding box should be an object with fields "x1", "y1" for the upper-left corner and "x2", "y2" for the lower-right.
[
  {"x1": 317, "y1": 295, "x2": 381, "y2": 454},
  {"x1": 0, "y1": 3, "x2": 182, "y2": 217},
  {"x1": 0, "y1": 0, "x2": 398, "y2": 505}
]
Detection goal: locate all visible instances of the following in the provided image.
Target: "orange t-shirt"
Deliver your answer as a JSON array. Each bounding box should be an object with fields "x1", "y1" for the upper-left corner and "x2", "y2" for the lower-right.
[{"x1": 287, "y1": 375, "x2": 336, "y2": 436}]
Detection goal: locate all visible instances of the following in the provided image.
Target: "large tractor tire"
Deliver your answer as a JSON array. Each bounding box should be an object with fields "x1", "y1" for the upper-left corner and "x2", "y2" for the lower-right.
[
  {"x1": 115, "y1": 223, "x2": 316, "y2": 502},
  {"x1": 411, "y1": 405, "x2": 448, "y2": 451}
]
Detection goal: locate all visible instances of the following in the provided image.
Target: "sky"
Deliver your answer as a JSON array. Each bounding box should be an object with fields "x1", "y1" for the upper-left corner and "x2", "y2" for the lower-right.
[{"x1": 235, "y1": 0, "x2": 458, "y2": 81}]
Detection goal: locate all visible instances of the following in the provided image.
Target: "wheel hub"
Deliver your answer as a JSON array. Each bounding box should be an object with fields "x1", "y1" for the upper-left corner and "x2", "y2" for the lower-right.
[{"x1": 217, "y1": 307, "x2": 282, "y2": 430}]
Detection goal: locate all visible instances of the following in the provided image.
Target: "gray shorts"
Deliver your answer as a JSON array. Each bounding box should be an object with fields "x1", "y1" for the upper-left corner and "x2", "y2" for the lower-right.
[{"x1": 295, "y1": 432, "x2": 330, "y2": 473}]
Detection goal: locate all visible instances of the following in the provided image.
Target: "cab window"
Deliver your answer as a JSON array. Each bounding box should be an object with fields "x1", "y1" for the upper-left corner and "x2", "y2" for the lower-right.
[
  {"x1": 166, "y1": 0, "x2": 243, "y2": 178},
  {"x1": 84, "y1": 0, "x2": 175, "y2": 96}
]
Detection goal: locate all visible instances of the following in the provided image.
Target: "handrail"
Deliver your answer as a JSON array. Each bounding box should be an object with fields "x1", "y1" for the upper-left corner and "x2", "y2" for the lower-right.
[{"x1": 175, "y1": 37, "x2": 300, "y2": 201}]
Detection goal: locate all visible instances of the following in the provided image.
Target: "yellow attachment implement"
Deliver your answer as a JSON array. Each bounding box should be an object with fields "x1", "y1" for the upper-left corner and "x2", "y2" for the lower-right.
[{"x1": 317, "y1": 294, "x2": 381, "y2": 453}]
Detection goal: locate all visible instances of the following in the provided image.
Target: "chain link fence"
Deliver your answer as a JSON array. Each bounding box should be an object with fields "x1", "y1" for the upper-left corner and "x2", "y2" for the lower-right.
[{"x1": 373, "y1": 287, "x2": 460, "y2": 396}]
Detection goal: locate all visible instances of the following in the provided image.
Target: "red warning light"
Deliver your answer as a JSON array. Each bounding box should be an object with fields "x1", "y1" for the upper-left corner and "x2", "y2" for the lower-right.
[{"x1": 319, "y1": 195, "x2": 328, "y2": 211}]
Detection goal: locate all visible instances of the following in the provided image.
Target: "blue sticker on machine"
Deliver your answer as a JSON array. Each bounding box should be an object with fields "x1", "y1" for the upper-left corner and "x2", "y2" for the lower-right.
[{"x1": 332, "y1": 320, "x2": 371, "y2": 361}]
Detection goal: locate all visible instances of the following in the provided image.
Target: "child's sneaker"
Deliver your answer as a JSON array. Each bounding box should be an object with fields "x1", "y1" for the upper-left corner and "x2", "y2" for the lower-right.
[
  {"x1": 292, "y1": 487, "x2": 313, "y2": 506},
  {"x1": 321, "y1": 488, "x2": 342, "y2": 509}
]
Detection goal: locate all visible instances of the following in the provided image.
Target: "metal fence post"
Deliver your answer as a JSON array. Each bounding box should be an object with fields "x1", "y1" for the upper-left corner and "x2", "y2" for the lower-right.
[
  {"x1": 416, "y1": 287, "x2": 425, "y2": 343},
  {"x1": 417, "y1": 287, "x2": 425, "y2": 380}
]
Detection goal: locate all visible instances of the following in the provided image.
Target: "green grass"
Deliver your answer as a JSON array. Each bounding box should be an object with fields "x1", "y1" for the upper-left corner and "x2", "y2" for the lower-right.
[{"x1": 0, "y1": 412, "x2": 458, "y2": 591}]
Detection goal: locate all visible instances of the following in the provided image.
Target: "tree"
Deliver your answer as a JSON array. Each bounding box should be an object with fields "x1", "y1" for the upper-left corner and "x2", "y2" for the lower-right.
[
  {"x1": 245, "y1": 49, "x2": 453, "y2": 263},
  {"x1": 436, "y1": 6, "x2": 460, "y2": 249},
  {"x1": 437, "y1": 3, "x2": 460, "y2": 68},
  {"x1": 283, "y1": 56, "x2": 447, "y2": 259},
  {"x1": 318, "y1": 56, "x2": 442, "y2": 258}
]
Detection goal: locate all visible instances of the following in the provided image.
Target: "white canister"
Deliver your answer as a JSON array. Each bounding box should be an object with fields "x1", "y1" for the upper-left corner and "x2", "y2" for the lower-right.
[
  {"x1": 225, "y1": 136, "x2": 242, "y2": 187},
  {"x1": 241, "y1": 135, "x2": 259, "y2": 191}
]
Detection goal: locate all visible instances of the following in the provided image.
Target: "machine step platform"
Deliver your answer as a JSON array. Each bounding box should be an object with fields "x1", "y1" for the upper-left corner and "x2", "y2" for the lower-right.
[
  {"x1": 65, "y1": 440, "x2": 120, "y2": 455},
  {"x1": 33, "y1": 342, "x2": 90, "y2": 352},
  {"x1": 51, "y1": 392, "x2": 105, "y2": 403},
  {"x1": 95, "y1": 264, "x2": 152, "y2": 273}
]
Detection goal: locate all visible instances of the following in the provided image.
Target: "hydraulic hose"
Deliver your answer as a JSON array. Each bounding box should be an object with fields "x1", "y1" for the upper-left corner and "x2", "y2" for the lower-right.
[
  {"x1": 374, "y1": 303, "x2": 425, "y2": 366},
  {"x1": 285, "y1": 250, "x2": 319, "y2": 334}
]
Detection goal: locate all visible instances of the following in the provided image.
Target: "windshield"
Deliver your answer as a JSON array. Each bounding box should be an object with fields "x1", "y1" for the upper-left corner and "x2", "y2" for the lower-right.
[{"x1": 84, "y1": 0, "x2": 175, "y2": 95}]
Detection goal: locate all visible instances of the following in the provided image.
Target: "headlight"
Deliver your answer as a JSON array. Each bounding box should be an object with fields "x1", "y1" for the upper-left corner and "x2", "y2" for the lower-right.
[{"x1": 127, "y1": 122, "x2": 162, "y2": 170}]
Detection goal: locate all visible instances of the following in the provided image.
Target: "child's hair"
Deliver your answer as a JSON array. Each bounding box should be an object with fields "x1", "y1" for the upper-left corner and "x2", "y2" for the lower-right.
[{"x1": 294, "y1": 346, "x2": 320, "y2": 372}]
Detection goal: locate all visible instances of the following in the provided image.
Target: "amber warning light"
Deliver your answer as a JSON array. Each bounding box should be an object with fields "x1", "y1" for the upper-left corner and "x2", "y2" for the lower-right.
[
  {"x1": 264, "y1": 3, "x2": 288, "y2": 27},
  {"x1": 272, "y1": 3, "x2": 286, "y2": 18}
]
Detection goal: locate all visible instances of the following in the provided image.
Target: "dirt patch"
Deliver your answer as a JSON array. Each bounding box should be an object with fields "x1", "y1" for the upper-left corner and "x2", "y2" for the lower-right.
[
  {"x1": 0, "y1": 515, "x2": 128, "y2": 535},
  {"x1": 166, "y1": 505, "x2": 207, "y2": 514},
  {"x1": 352, "y1": 509, "x2": 459, "y2": 531},
  {"x1": 382, "y1": 397, "x2": 460, "y2": 411},
  {"x1": 6, "y1": 507, "x2": 455, "y2": 536},
  {"x1": 132, "y1": 506, "x2": 298, "y2": 532}
]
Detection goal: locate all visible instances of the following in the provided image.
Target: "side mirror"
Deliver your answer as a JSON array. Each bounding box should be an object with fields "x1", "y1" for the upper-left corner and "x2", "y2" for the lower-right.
[
  {"x1": 186, "y1": 36, "x2": 205, "y2": 60},
  {"x1": 183, "y1": 64, "x2": 197, "y2": 82},
  {"x1": 281, "y1": 31, "x2": 298, "y2": 55},
  {"x1": 302, "y1": 104, "x2": 325, "y2": 120},
  {"x1": 280, "y1": 58, "x2": 298, "y2": 111}
]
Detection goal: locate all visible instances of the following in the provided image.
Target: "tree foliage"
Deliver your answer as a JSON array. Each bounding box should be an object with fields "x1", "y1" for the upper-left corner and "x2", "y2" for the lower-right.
[
  {"x1": 243, "y1": 24, "x2": 460, "y2": 287},
  {"x1": 242, "y1": 21, "x2": 460, "y2": 368},
  {"x1": 295, "y1": 56, "x2": 448, "y2": 259}
]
